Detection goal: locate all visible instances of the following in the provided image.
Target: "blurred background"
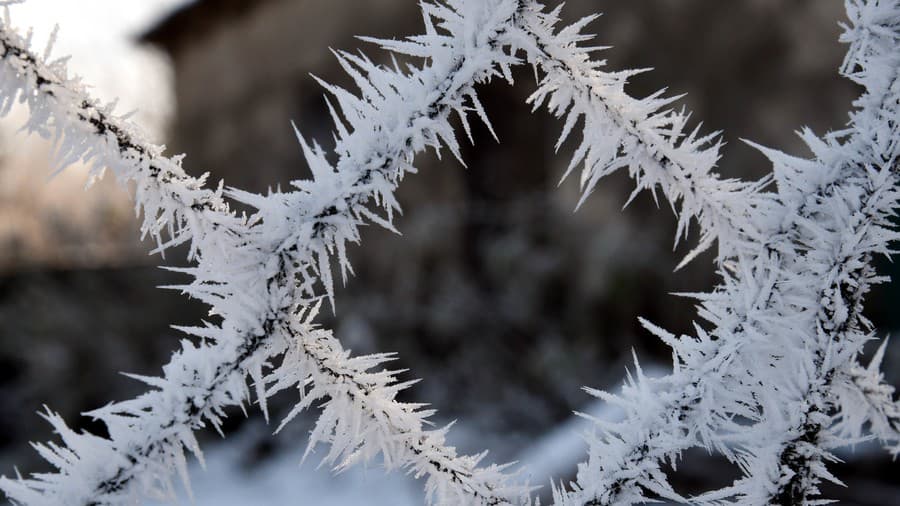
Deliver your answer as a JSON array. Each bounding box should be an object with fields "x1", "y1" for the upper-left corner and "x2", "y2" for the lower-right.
[{"x1": 1, "y1": 0, "x2": 899, "y2": 504}]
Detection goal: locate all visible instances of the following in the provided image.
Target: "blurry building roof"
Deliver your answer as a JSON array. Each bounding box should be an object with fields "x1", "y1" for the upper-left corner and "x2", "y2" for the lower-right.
[{"x1": 140, "y1": 0, "x2": 276, "y2": 52}]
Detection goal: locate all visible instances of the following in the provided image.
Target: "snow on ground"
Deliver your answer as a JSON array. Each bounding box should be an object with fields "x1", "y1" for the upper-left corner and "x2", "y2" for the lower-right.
[
  {"x1": 515, "y1": 398, "x2": 624, "y2": 489},
  {"x1": 146, "y1": 424, "x2": 420, "y2": 506},
  {"x1": 515, "y1": 364, "x2": 667, "y2": 490}
]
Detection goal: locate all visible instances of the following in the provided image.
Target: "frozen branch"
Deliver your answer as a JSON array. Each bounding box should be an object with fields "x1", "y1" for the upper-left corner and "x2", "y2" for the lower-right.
[
  {"x1": 0, "y1": 2, "x2": 535, "y2": 504},
  {"x1": 0, "y1": 1, "x2": 897, "y2": 505}
]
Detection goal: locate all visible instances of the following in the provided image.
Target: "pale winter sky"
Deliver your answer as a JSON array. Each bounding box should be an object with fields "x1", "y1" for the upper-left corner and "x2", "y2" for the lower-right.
[{"x1": 6, "y1": 0, "x2": 191, "y2": 133}]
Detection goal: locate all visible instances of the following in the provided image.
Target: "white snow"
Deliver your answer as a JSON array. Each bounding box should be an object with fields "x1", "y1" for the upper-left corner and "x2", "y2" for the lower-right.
[{"x1": 146, "y1": 427, "x2": 420, "y2": 506}]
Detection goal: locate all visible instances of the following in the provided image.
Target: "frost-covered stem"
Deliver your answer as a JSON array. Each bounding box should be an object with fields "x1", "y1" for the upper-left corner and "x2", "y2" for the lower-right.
[
  {"x1": 0, "y1": 2, "x2": 532, "y2": 504},
  {"x1": 519, "y1": 1, "x2": 898, "y2": 503},
  {"x1": 545, "y1": 268, "x2": 774, "y2": 505},
  {"x1": 733, "y1": 129, "x2": 900, "y2": 506},
  {"x1": 745, "y1": 161, "x2": 899, "y2": 504},
  {"x1": 515, "y1": 2, "x2": 768, "y2": 267},
  {"x1": 505, "y1": 5, "x2": 771, "y2": 504},
  {"x1": 731, "y1": 2, "x2": 900, "y2": 501},
  {"x1": 717, "y1": 157, "x2": 898, "y2": 504},
  {"x1": 0, "y1": 18, "x2": 235, "y2": 254},
  {"x1": 0, "y1": 17, "x2": 268, "y2": 506},
  {"x1": 2, "y1": 0, "x2": 897, "y2": 505},
  {"x1": 834, "y1": 4, "x2": 900, "y2": 446},
  {"x1": 846, "y1": 349, "x2": 900, "y2": 456},
  {"x1": 270, "y1": 314, "x2": 523, "y2": 505}
]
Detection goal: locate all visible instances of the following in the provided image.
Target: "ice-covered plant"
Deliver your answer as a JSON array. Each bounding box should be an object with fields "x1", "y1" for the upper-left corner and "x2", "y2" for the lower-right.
[{"x1": 0, "y1": 0, "x2": 897, "y2": 505}]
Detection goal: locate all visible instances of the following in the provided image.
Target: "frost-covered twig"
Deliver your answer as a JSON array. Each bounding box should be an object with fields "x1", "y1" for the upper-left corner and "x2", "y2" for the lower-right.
[
  {"x1": 512, "y1": 1, "x2": 900, "y2": 504},
  {"x1": 266, "y1": 305, "x2": 525, "y2": 504},
  {"x1": 0, "y1": 2, "x2": 537, "y2": 504},
  {"x1": 1, "y1": 1, "x2": 898, "y2": 505},
  {"x1": 833, "y1": 0, "x2": 900, "y2": 453},
  {"x1": 717, "y1": 3, "x2": 900, "y2": 501},
  {"x1": 512, "y1": 3, "x2": 770, "y2": 268},
  {"x1": 503, "y1": 5, "x2": 772, "y2": 504},
  {"x1": 548, "y1": 0, "x2": 900, "y2": 503},
  {"x1": 0, "y1": 11, "x2": 235, "y2": 253},
  {"x1": 841, "y1": 340, "x2": 900, "y2": 456},
  {"x1": 718, "y1": 159, "x2": 900, "y2": 505}
]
